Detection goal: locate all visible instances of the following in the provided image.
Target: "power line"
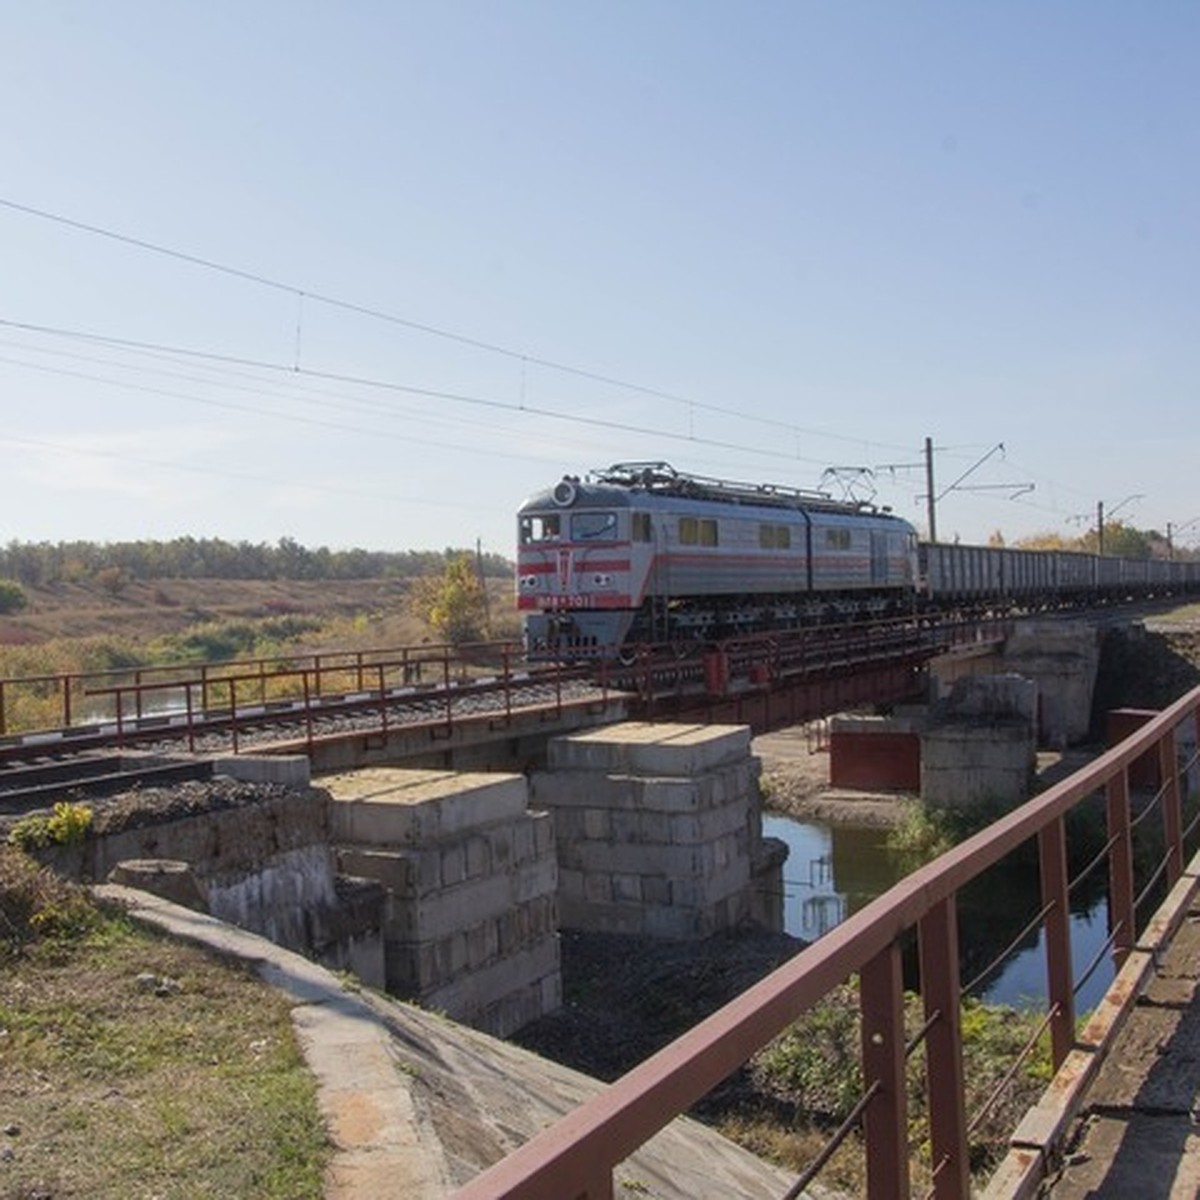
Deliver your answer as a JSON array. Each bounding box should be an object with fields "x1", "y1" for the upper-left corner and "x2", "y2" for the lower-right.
[
  {"x1": 0, "y1": 318, "x2": 838, "y2": 470},
  {"x1": 0, "y1": 195, "x2": 920, "y2": 457},
  {"x1": 3, "y1": 198, "x2": 1150, "y2": 534},
  {"x1": 0, "y1": 335, "x2": 608, "y2": 461}
]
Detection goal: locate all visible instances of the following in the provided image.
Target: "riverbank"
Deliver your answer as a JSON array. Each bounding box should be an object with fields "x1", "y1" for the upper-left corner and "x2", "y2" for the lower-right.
[{"x1": 755, "y1": 724, "x2": 912, "y2": 827}]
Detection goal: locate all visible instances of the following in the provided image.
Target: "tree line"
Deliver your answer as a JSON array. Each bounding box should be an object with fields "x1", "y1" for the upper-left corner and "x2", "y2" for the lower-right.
[
  {"x1": 0, "y1": 537, "x2": 513, "y2": 587},
  {"x1": 992, "y1": 523, "x2": 1198, "y2": 561}
]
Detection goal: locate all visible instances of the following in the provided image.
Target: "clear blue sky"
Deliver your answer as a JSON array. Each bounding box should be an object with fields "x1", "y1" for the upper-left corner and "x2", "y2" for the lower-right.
[{"x1": 3, "y1": 2, "x2": 1197, "y2": 557}]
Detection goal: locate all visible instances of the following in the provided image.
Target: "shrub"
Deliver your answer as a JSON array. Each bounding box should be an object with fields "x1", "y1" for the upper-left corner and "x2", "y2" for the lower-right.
[
  {"x1": 93, "y1": 566, "x2": 127, "y2": 595},
  {"x1": 0, "y1": 578, "x2": 28, "y2": 614},
  {"x1": 0, "y1": 844, "x2": 100, "y2": 956},
  {"x1": 8, "y1": 801, "x2": 93, "y2": 852}
]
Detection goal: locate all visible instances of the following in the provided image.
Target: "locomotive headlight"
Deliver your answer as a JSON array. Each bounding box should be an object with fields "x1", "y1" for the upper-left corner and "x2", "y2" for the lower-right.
[
  {"x1": 520, "y1": 575, "x2": 539, "y2": 590},
  {"x1": 589, "y1": 573, "x2": 613, "y2": 588}
]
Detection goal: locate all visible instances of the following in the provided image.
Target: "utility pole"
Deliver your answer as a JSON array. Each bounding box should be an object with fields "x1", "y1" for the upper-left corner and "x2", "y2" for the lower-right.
[
  {"x1": 924, "y1": 436, "x2": 937, "y2": 544},
  {"x1": 1165, "y1": 517, "x2": 1200, "y2": 561},
  {"x1": 1097, "y1": 501, "x2": 1105, "y2": 557}
]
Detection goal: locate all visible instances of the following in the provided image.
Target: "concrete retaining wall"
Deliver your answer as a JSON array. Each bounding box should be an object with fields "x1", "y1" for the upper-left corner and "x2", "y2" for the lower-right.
[
  {"x1": 325, "y1": 768, "x2": 561, "y2": 1038},
  {"x1": 531, "y1": 723, "x2": 774, "y2": 939},
  {"x1": 74, "y1": 783, "x2": 388, "y2": 987}
]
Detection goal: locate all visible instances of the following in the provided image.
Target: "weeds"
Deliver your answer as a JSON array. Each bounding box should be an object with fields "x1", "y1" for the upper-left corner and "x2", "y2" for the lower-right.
[
  {"x1": 747, "y1": 981, "x2": 1051, "y2": 1187},
  {"x1": 0, "y1": 843, "x2": 329, "y2": 1196},
  {"x1": 8, "y1": 800, "x2": 94, "y2": 853}
]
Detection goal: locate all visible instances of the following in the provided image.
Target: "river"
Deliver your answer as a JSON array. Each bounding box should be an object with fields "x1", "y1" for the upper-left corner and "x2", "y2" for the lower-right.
[{"x1": 764, "y1": 812, "x2": 1116, "y2": 1012}]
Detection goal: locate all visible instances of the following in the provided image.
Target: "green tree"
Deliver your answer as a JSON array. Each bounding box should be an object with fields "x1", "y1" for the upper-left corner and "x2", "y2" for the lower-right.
[
  {"x1": 0, "y1": 579, "x2": 28, "y2": 614},
  {"x1": 408, "y1": 554, "x2": 489, "y2": 644}
]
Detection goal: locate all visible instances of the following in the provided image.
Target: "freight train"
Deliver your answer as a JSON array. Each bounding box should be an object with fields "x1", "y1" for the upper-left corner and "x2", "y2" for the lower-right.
[{"x1": 516, "y1": 462, "x2": 1200, "y2": 659}]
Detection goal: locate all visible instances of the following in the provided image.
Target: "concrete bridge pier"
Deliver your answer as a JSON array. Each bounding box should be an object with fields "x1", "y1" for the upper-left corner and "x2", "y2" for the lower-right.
[
  {"x1": 1001, "y1": 618, "x2": 1100, "y2": 748},
  {"x1": 531, "y1": 722, "x2": 786, "y2": 939},
  {"x1": 324, "y1": 768, "x2": 562, "y2": 1039}
]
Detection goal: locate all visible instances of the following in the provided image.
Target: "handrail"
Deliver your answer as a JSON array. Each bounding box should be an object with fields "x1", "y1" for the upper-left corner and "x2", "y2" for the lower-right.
[
  {"x1": 0, "y1": 639, "x2": 525, "y2": 736},
  {"x1": 455, "y1": 684, "x2": 1200, "y2": 1199}
]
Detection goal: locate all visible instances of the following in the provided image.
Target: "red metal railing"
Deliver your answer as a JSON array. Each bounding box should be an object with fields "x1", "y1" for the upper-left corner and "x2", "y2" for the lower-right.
[
  {"x1": 0, "y1": 617, "x2": 1002, "y2": 746},
  {"x1": 455, "y1": 685, "x2": 1200, "y2": 1199},
  {"x1": 0, "y1": 641, "x2": 528, "y2": 739}
]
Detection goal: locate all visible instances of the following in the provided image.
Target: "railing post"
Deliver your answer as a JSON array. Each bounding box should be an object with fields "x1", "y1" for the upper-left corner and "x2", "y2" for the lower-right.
[
  {"x1": 0, "y1": 679, "x2": 6, "y2": 736},
  {"x1": 1158, "y1": 726, "x2": 1184, "y2": 885},
  {"x1": 1105, "y1": 772, "x2": 1135, "y2": 967},
  {"x1": 1039, "y1": 816, "x2": 1075, "y2": 1068},
  {"x1": 301, "y1": 672, "x2": 313, "y2": 748},
  {"x1": 62, "y1": 674, "x2": 73, "y2": 727},
  {"x1": 860, "y1": 941, "x2": 909, "y2": 1198},
  {"x1": 918, "y1": 898, "x2": 969, "y2": 1199}
]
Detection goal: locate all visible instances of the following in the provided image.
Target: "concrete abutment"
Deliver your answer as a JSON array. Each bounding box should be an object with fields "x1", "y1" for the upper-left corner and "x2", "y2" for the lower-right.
[{"x1": 69, "y1": 722, "x2": 784, "y2": 1042}]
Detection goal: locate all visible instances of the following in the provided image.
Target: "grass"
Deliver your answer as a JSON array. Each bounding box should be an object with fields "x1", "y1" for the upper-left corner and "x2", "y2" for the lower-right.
[
  {"x1": 734, "y1": 982, "x2": 1051, "y2": 1192},
  {"x1": 0, "y1": 576, "x2": 522, "y2": 734},
  {"x1": 0, "y1": 845, "x2": 329, "y2": 1198},
  {"x1": 1153, "y1": 600, "x2": 1200, "y2": 624}
]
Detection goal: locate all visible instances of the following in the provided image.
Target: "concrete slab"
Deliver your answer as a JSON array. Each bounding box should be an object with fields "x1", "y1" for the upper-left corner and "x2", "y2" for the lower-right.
[
  {"x1": 1039, "y1": 893, "x2": 1200, "y2": 1199},
  {"x1": 213, "y1": 754, "x2": 311, "y2": 786},
  {"x1": 322, "y1": 768, "x2": 528, "y2": 844},
  {"x1": 1047, "y1": 1112, "x2": 1200, "y2": 1199},
  {"x1": 547, "y1": 721, "x2": 752, "y2": 776},
  {"x1": 95, "y1": 884, "x2": 803, "y2": 1200}
]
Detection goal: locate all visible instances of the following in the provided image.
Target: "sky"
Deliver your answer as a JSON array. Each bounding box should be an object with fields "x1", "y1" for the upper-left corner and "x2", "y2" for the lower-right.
[{"x1": 2, "y1": 2, "x2": 1198, "y2": 559}]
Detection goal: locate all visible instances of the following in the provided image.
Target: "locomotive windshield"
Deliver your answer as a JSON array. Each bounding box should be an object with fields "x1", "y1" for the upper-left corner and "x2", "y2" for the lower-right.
[
  {"x1": 571, "y1": 512, "x2": 618, "y2": 541},
  {"x1": 520, "y1": 514, "x2": 561, "y2": 543}
]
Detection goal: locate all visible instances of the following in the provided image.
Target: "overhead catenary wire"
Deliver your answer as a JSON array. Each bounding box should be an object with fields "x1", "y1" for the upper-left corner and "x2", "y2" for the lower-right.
[
  {"x1": 0, "y1": 195, "x2": 921, "y2": 458},
  {"x1": 0, "y1": 319, "x2": 839, "y2": 470},
  {"x1": 0, "y1": 197, "x2": 1148, "y2": 533}
]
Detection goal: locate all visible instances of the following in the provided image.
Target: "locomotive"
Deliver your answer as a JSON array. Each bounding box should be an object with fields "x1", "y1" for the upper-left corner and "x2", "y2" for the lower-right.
[
  {"x1": 517, "y1": 462, "x2": 918, "y2": 658},
  {"x1": 516, "y1": 462, "x2": 1200, "y2": 660}
]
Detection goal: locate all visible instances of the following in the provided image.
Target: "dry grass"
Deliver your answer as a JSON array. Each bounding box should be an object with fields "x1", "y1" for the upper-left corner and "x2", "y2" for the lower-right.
[{"x1": 0, "y1": 846, "x2": 328, "y2": 1198}]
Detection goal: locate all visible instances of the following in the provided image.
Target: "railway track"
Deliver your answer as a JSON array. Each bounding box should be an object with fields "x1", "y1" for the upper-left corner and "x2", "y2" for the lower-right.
[{"x1": 0, "y1": 615, "x2": 980, "y2": 788}]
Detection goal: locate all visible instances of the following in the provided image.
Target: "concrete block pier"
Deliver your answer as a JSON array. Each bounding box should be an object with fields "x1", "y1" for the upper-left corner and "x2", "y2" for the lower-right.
[
  {"x1": 324, "y1": 768, "x2": 561, "y2": 1039},
  {"x1": 531, "y1": 722, "x2": 777, "y2": 939}
]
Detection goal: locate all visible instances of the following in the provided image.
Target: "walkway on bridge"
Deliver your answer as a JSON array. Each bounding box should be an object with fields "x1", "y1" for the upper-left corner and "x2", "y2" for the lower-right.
[{"x1": 1041, "y1": 870, "x2": 1200, "y2": 1198}]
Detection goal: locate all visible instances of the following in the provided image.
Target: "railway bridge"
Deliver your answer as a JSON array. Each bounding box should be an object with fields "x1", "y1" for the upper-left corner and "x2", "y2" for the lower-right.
[{"x1": 3, "y1": 610, "x2": 1197, "y2": 1195}]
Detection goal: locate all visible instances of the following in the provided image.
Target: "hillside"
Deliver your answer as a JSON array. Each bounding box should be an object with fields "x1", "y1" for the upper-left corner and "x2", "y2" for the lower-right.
[{"x1": 0, "y1": 575, "x2": 520, "y2": 655}]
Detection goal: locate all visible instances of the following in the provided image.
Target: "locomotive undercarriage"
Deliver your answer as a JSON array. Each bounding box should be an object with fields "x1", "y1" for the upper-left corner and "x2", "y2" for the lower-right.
[{"x1": 526, "y1": 588, "x2": 915, "y2": 661}]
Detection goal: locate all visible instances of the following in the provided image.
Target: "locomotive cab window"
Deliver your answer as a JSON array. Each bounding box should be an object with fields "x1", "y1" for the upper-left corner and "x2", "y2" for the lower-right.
[
  {"x1": 680, "y1": 517, "x2": 718, "y2": 546},
  {"x1": 632, "y1": 512, "x2": 652, "y2": 542},
  {"x1": 520, "y1": 514, "x2": 560, "y2": 544},
  {"x1": 826, "y1": 528, "x2": 852, "y2": 550},
  {"x1": 571, "y1": 511, "x2": 618, "y2": 541},
  {"x1": 760, "y1": 524, "x2": 791, "y2": 550}
]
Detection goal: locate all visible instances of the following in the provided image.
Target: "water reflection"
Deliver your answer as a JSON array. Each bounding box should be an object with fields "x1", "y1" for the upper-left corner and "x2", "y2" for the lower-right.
[{"x1": 764, "y1": 812, "x2": 1115, "y2": 1011}]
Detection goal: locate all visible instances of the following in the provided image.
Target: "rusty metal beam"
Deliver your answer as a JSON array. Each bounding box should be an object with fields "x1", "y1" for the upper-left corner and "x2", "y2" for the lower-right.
[{"x1": 919, "y1": 898, "x2": 970, "y2": 1198}]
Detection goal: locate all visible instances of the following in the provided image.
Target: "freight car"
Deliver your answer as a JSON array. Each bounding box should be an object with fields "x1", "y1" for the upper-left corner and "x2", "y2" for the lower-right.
[{"x1": 516, "y1": 463, "x2": 1200, "y2": 659}]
